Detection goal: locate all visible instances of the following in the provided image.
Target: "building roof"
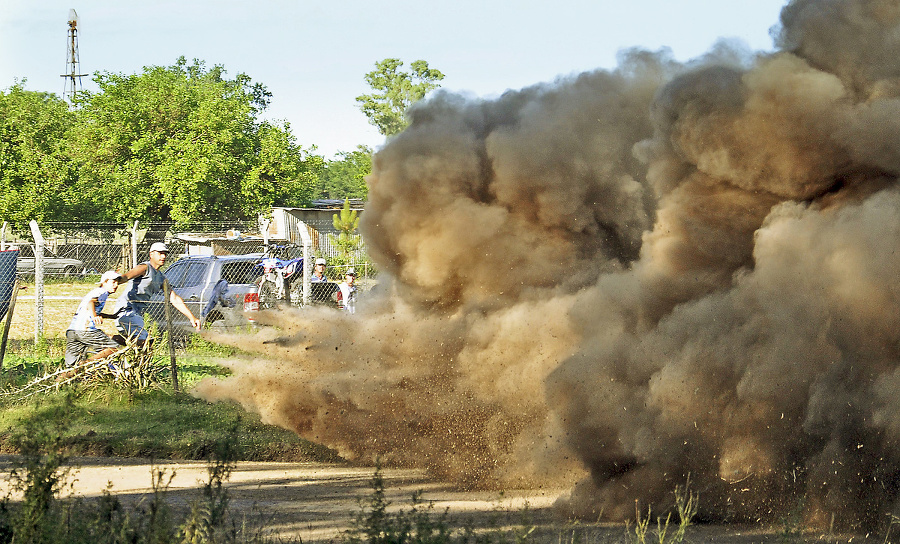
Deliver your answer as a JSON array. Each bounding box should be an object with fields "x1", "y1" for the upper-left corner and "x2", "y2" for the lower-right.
[{"x1": 273, "y1": 199, "x2": 365, "y2": 211}]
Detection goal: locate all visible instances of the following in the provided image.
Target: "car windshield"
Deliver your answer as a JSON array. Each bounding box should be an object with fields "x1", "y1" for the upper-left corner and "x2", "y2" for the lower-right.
[
  {"x1": 164, "y1": 260, "x2": 210, "y2": 289},
  {"x1": 12, "y1": 246, "x2": 59, "y2": 259}
]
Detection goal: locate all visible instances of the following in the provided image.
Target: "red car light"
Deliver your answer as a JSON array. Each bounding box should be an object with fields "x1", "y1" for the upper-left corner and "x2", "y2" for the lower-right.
[{"x1": 243, "y1": 292, "x2": 259, "y2": 317}]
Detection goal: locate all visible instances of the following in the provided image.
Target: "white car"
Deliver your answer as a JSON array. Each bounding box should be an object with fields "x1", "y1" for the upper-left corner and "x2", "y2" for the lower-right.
[{"x1": 10, "y1": 244, "x2": 86, "y2": 277}]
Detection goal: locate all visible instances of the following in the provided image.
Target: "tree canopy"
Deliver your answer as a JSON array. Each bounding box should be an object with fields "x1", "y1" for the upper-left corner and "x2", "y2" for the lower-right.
[
  {"x1": 317, "y1": 145, "x2": 372, "y2": 200},
  {"x1": 69, "y1": 57, "x2": 320, "y2": 225},
  {"x1": 0, "y1": 84, "x2": 78, "y2": 226},
  {"x1": 355, "y1": 58, "x2": 444, "y2": 137},
  {"x1": 0, "y1": 56, "x2": 442, "y2": 229}
]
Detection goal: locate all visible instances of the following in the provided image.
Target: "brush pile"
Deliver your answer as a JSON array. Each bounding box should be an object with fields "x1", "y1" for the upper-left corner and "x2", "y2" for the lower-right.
[{"x1": 3, "y1": 338, "x2": 165, "y2": 400}]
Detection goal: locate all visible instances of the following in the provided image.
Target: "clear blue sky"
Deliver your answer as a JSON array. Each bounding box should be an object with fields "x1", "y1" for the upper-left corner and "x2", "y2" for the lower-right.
[{"x1": 1, "y1": 0, "x2": 787, "y2": 159}]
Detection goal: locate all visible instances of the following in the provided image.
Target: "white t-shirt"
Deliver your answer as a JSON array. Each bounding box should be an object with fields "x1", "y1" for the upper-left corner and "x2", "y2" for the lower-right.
[{"x1": 68, "y1": 287, "x2": 111, "y2": 331}]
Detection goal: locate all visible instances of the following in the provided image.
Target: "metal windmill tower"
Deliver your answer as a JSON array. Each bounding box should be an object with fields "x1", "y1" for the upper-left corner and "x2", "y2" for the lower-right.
[{"x1": 61, "y1": 9, "x2": 87, "y2": 102}]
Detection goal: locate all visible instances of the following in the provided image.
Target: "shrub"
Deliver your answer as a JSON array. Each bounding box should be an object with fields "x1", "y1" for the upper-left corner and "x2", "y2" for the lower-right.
[{"x1": 0, "y1": 399, "x2": 296, "y2": 543}]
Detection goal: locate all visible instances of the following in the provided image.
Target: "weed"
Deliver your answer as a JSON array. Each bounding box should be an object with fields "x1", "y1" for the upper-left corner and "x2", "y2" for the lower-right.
[
  {"x1": 344, "y1": 461, "x2": 456, "y2": 544},
  {"x1": 627, "y1": 478, "x2": 698, "y2": 544},
  {"x1": 343, "y1": 462, "x2": 548, "y2": 544},
  {"x1": 0, "y1": 404, "x2": 296, "y2": 543},
  {"x1": 180, "y1": 419, "x2": 240, "y2": 543},
  {"x1": 5, "y1": 394, "x2": 76, "y2": 543}
]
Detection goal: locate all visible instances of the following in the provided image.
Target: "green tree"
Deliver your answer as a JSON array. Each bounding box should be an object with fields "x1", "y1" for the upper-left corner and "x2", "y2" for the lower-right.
[
  {"x1": 328, "y1": 198, "x2": 362, "y2": 269},
  {"x1": 318, "y1": 145, "x2": 371, "y2": 200},
  {"x1": 69, "y1": 57, "x2": 319, "y2": 224},
  {"x1": 244, "y1": 121, "x2": 323, "y2": 210},
  {"x1": 332, "y1": 197, "x2": 359, "y2": 235},
  {"x1": 356, "y1": 59, "x2": 444, "y2": 136},
  {"x1": 0, "y1": 83, "x2": 78, "y2": 229}
]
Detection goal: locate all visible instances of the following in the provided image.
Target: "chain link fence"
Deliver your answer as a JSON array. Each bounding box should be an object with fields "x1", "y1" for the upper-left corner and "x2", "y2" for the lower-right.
[{"x1": 0, "y1": 220, "x2": 376, "y2": 350}]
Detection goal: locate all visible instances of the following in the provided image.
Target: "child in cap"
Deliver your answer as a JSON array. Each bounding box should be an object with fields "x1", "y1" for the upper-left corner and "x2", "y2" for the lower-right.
[
  {"x1": 64, "y1": 270, "x2": 123, "y2": 366},
  {"x1": 337, "y1": 267, "x2": 358, "y2": 313}
]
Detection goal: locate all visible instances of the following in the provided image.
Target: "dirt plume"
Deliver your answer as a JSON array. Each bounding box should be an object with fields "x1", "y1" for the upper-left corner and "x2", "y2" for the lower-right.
[{"x1": 197, "y1": 0, "x2": 900, "y2": 531}]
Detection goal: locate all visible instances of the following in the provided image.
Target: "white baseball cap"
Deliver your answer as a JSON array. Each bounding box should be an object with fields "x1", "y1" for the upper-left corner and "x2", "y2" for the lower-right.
[
  {"x1": 99, "y1": 270, "x2": 120, "y2": 285},
  {"x1": 315, "y1": 258, "x2": 326, "y2": 265},
  {"x1": 149, "y1": 242, "x2": 169, "y2": 253}
]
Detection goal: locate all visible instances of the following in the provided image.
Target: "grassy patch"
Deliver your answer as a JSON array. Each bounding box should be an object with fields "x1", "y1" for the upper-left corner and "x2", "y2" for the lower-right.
[
  {"x1": 0, "y1": 390, "x2": 338, "y2": 462},
  {"x1": 0, "y1": 340, "x2": 341, "y2": 465},
  {"x1": 0, "y1": 396, "x2": 302, "y2": 543},
  {"x1": 4, "y1": 279, "x2": 91, "y2": 343}
]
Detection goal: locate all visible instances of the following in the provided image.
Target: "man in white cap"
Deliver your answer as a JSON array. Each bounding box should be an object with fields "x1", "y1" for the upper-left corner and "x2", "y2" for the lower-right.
[
  {"x1": 310, "y1": 257, "x2": 328, "y2": 282},
  {"x1": 114, "y1": 242, "x2": 200, "y2": 343},
  {"x1": 64, "y1": 270, "x2": 122, "y2": 366}
]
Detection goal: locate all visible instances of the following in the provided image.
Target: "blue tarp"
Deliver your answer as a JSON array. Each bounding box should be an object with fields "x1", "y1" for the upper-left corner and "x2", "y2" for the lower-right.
[{"x1": 0, "y1": 249, "x2": 18, "y2": 321}]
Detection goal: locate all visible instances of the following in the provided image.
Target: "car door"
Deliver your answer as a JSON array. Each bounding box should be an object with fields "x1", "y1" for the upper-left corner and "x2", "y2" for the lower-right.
[
  {"x1": 170, "y1": 260, "x2": 211, "y2": 323},
  {"x1": 15, "y1": 245, "x2": 35, "y2": 274}
]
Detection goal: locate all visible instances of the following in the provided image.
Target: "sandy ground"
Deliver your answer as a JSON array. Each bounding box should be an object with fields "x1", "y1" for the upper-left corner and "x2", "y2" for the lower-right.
[
  {"x1": 0, "y1": 457, "x2": 568, "y2": 542},
  {"x1": 0, "y1": 456, "x2": 877, "y2": 543}
]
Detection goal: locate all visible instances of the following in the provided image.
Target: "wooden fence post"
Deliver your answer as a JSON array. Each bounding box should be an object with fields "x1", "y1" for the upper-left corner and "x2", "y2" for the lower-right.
[
  {"x1": 163, "y1": 279, "x2": 179, "y2": 393},
  {"x1": 0, "y1": 278, "x2": 21, "y2": 388}
]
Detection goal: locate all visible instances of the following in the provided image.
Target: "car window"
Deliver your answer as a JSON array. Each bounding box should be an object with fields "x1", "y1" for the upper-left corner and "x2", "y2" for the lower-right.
[
  {"x1": 182, "y1": 261, "x2": 210, "y2": 288},
  {"x1": 163, "y1": 261, "x2": 189, "y2": 288},
  {"x1": 14, "y1": 246, "x2": 34, "y2": 258},
  {"x1": 13, "y1": 246, "x2": 61, "y2": 259},
  {"x1": 221, "y1": 261, "x2": 259, "y2": 285}
]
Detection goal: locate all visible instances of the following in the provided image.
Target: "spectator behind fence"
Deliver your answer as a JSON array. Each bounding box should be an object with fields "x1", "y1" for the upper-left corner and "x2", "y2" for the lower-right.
[
  {"x1": 114, "y1": 242, "x2": 200, "y2": 344},
  {"x1": 64, "y1": 270, "x2": 122, "y2": 366},
  {"x1": 337, "y1": 268, "x2": 357, "y2": 313},
  {"x1": 311, "y1": 257, "x2": 327, "y2": 282}
]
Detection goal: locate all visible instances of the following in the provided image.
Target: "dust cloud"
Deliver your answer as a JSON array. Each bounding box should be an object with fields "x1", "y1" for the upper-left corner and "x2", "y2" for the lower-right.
[{"x1": 196, "y1": 0, "x2": 900, "y2": 530}]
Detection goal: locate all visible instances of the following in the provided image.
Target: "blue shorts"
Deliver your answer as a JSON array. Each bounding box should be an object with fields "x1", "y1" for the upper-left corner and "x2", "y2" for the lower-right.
[{"x1": 115, "y1": 307, "x2": 149, "y2": 341}]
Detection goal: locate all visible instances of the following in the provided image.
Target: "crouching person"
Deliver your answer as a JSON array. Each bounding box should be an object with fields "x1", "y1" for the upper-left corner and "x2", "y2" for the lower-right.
[{"x1": 64, "y1": 270, "x2": 122, "y2": 366}]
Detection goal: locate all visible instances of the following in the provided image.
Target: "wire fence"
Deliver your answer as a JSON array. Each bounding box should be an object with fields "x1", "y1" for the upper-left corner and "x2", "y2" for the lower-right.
[{"x1": 0, "y1": 220, "x2": 375, "y2": 354}]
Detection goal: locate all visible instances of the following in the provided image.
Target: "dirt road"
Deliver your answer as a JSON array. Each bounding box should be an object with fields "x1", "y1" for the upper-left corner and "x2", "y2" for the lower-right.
[
  {"x1": 0, "y1": 457, "x2": 869, "y2": 543},
  {"x1": 0, "y1": 457, "x2": 568, "y2": 542}
]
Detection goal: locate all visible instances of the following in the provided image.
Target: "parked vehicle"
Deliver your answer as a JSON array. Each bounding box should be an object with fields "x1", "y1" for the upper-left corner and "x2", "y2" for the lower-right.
[
  {"x1": 253, "y1": 244, "x2": 339, "y2": 308},
  {"x1": 254, "y1": 244, "x2": 304, "y2": 309},
  {"x1": 11, "y1": 244, "x2": 86, "y2": 277},
  {"x1": 143, "y1": 253, "x2": 262, "y2": 333}
]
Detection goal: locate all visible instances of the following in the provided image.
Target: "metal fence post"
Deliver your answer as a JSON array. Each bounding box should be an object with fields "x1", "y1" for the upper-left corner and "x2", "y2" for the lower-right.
[
  {"x1": 297, "y1": 221, "x2": 312, "y2": 307},
  {"x1": 1, "y1": 221, "x2": 6, "y2": 251},
  {"x1": 261, "y1": 218, "x2": 270, "y2": 248},
  {"x1": 131, "y1": 221, "x2": 139, "y2": 271},
  {"x1": 29, "y1": 220, "x2": 44, "y2": 342}
]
